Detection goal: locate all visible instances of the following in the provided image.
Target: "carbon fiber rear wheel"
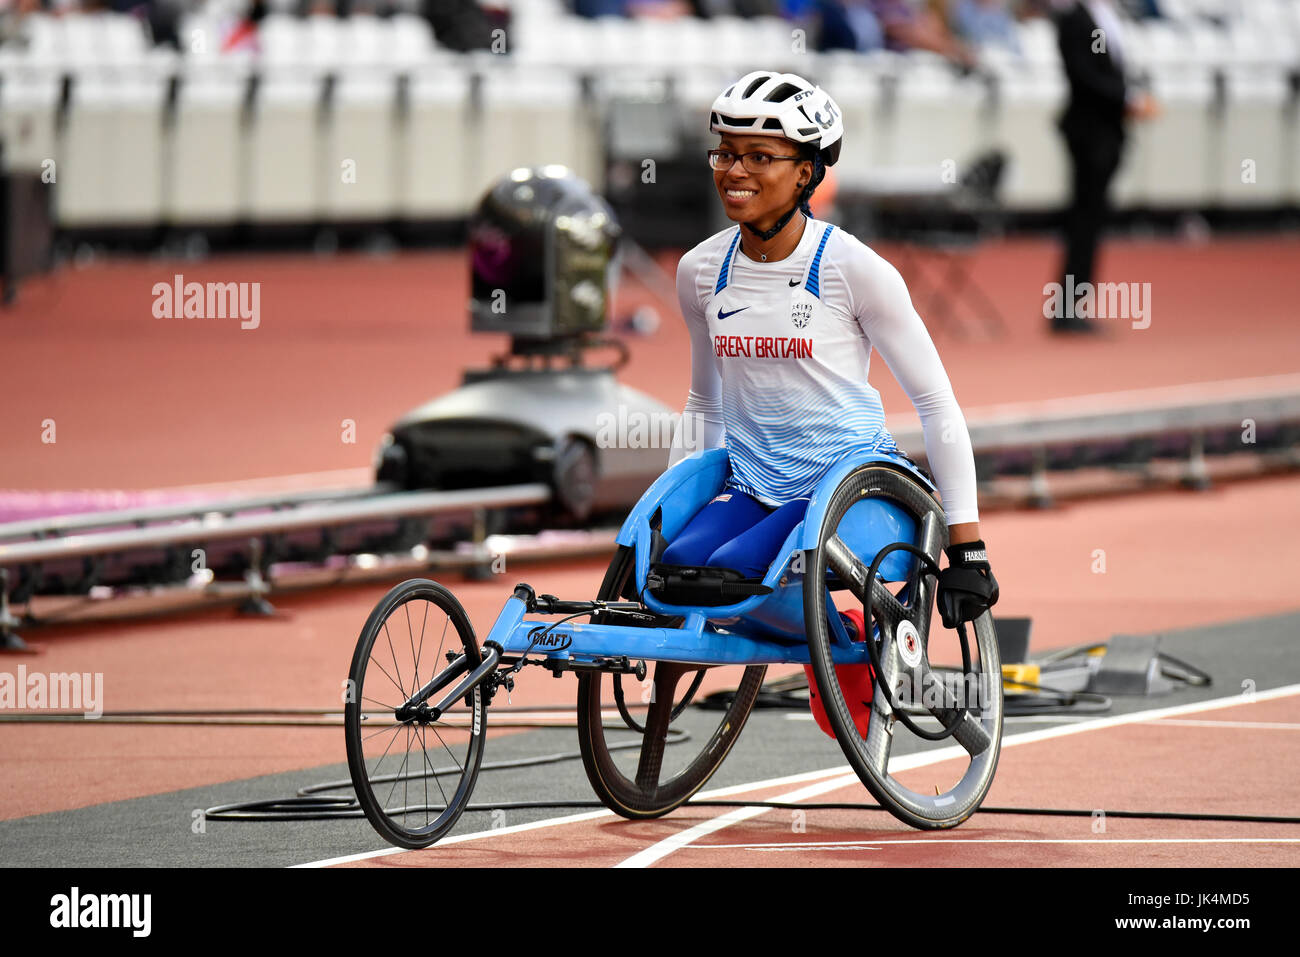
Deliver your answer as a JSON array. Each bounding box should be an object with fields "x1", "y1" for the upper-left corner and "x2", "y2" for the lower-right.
[
  {"x1": 803, "y1": 464, "x2": 1003, "y2": 830},
  {"x1": 576, "y1": 545, "x2": 766, "y2": 819}
]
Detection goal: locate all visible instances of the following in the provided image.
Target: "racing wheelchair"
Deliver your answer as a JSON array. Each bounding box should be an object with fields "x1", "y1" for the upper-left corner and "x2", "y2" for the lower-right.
[{"x1": 344, "y1": 447, "x2": 1004, "y2": 849}]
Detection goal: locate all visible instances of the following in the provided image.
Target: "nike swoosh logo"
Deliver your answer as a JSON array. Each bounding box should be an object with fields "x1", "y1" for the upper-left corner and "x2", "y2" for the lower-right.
[
  {"x1": 788, "y1": 278, "x2": 800, "y2": 286},
  {"x1": 717, "y1": 307, "x2": 749, "y2": 320}
]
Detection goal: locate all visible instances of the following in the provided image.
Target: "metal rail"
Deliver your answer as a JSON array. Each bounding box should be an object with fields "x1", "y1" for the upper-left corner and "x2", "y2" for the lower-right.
[
  {"x1": 0, "y1": 375, "x2": 1297, "y2": 639},
  {"x1": 888, "y1": 373, "x2": 1300, "y2": 451},
  {"x1": 0, "y1": 484, "x2": 551, "y2": 568},
  {"x1": 0, "y1": 484, "x2": 387, "y2": 543}
]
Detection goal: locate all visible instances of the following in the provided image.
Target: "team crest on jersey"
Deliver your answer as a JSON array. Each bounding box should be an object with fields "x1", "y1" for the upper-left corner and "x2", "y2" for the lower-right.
[{"x1": 790, "y1": 300, "x2": 813, "y2": 330}]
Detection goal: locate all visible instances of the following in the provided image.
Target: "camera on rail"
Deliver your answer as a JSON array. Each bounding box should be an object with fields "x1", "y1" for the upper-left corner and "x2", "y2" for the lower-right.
[{"x1": 374, "y1": 165, "x2": 672, "y2": 525}]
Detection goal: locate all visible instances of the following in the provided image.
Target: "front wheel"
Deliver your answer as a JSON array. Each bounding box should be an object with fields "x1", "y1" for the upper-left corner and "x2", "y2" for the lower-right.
[{"x1": 344, "y1": 579, "x2": 487, "y2": 849}]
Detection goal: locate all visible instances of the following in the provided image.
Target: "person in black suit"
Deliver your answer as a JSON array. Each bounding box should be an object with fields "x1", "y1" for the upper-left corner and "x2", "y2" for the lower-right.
[{"x1": 1051, "y1": 0, "x2": 1156, "y2": 334}]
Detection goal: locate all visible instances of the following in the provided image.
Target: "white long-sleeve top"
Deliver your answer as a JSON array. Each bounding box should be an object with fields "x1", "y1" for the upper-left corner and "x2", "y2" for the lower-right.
[{"x1": 668, "y1": 215, "x2": 980, "y2": 525}]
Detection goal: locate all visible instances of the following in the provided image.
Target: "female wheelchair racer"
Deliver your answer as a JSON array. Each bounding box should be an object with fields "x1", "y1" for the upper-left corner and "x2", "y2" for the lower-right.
[
  {"x1": 342, "y1": 72, "x2": 1003, "y2": 851},
  {"x1": 344, "y1": 443, "x2": 1007, "y2": 849}
]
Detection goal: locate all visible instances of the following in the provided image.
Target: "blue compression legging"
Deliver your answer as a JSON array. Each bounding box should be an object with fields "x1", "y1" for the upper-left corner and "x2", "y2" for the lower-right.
[{"x1": 660, "y1": 489, "x2": 810, "y2": 578}]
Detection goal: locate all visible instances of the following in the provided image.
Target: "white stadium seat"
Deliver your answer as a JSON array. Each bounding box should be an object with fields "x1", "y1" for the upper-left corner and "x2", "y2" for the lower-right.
[
  {"x1": 1114, "y1": 68, "x2": 1216, "y2": 209},
  {"x1": 884, "y1": 64, "x2": 990, "y2": 177},
  {"x1": 818, "y1": 57, "x2": 893, "y2": 181},
  {"x1": 401, "y1": 67, "x2": 473, "y2": 218},
  {"x1": 57, "y1": 71, "x2": 169, "y2": 226},
  {"x1": 0, "y1": 71, "x2": 61, "y2": 174},
  {"x1": 466, "y1": 66, "x2": 601, "y2": 198},
  {"x1": 166, "y1": 67, "x2": 248, "y2": 224},
  {"x1": 389, "y1": 14, "x2": 440, "y2": 70},
  {"x1": 988, "y1": 68, "x2": 1070, "y2": 211},
  {"x1": 243, "y1": 72, "x2": 323, "y2": 222},
  {"x1": 322, "y1": 71, "x2": 400, "y2": 220},
  {"x1": 1214, "y1": 69, "x2": 1292, "y2": 207}
]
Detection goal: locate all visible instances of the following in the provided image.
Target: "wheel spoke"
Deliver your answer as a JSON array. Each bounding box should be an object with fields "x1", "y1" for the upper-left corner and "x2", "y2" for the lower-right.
[
  {"x1": 921, "y1": 667, "x2": 992, "y2": 756},
  {"x1": 386, "y1": 726, "x2": 411, "y2": 812},
  {"x1": 910, "y1": 513, "x2": 945, "y2": 642},
  {"x1": 383, "y1": 622, "x2": 406, "y2": 697},
  {"x1": 417, "y1": 724, "x2": 447, "y2": 818},
  {"x1": 411, "y1": 601, "x2": 429, "y2": 696},
  {"x1": 435, "y1": 616, "x2": 450, "y2": 674},
  {"x1": 427, "y1": 721, "x2": 466, "y2": 775},
  {"x1": 368, "y1": 719, "x2": 405, "y2": 762},
  {"x1": 363, "y1": 722, "x2": 407, "y2": 742},
  {"x1": 367, "y1": 652, "x2": 406, "y2": 702},
  {"x1": 634, "y1": 664, "x2": 686, "y2": 793},
  {"x1": 863, "y1": 695, "x2": 894, "y2": 775},
  {"x1": 404, "y1": 603, "x2": 417, "y2": 695},
  {"x1": 910, "y1": 569, "x2": 937, "y2": 644}
]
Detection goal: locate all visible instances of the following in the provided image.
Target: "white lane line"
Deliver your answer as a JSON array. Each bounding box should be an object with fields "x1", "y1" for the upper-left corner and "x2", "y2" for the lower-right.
[
  {"x1": 294, "y1": 763, "x2": 861, "y2": 868},
  {"x1": 297, "y1": 683, "x2": 1300, "y2": 868},
  {"x1": 680, "y1": 838, "x2": 1300, "y2": 851},
  {"x1": 296, "y1": 807, "x2": 619, "y2": 868},
  {"x1": 1153, "y1": 719, "x2": 1300, "y2": 731},
  {"x1": 614, "y1": 682, "x2": 1300, "y2": 868},
  {"x1": 612, "y1": 774, "x2": 862, "y2": 869}
]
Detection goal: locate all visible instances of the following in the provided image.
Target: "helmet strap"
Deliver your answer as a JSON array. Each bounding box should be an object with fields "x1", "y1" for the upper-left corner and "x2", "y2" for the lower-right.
[
  {"x1": 741, "y1": 152, "x2": 822, "y2": 245},
  {"x1": 743, "y1": 203, "x2": 801, "y2": 244}
]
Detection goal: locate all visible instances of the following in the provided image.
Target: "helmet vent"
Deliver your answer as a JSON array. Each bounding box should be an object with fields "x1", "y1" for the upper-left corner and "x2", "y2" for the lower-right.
[
  {"x1": 717, "y1": 112, "x2": 759, "y2": 128},
  {"x1": 760, "y1": 118, "x2": 782, "y2": 131},
  {"x1": 764, "y1": 82, "x2": 803, "y2": 103},
  {"x1": 742, "y1": 75, "x2": 770, "y2": 98}
]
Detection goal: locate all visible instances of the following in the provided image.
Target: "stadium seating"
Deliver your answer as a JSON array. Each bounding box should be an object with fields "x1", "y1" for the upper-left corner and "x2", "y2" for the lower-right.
[{"x1": 0, "y1": 3, "x2": 1296, "y2": 230}]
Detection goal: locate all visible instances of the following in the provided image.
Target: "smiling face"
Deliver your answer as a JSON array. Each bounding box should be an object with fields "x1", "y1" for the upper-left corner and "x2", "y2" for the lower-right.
[{"x1": 713, "y1": 133, "x2": 814, "y2": 230}]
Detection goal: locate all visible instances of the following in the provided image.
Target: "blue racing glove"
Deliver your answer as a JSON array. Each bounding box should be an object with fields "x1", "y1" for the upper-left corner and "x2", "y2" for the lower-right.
[{"x1": 936, "y1": 539, "x2": 999, "y2": 629}]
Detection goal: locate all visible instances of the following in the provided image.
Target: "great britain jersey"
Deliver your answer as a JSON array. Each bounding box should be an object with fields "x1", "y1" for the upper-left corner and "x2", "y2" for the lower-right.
[{"x1": 668, "y1": 215, "x2": 980, "y2": 525}]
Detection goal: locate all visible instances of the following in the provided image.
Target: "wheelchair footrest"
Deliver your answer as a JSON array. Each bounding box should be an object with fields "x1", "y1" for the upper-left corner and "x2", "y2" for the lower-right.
[{"x1": 646, "y1": 563, "x2": 773, "y2": 607}]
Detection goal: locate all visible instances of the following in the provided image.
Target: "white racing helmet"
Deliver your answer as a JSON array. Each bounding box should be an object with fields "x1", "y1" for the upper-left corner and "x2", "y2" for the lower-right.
[{"x1": 709, "y1": 71, "x2": 844, "y2": 168}]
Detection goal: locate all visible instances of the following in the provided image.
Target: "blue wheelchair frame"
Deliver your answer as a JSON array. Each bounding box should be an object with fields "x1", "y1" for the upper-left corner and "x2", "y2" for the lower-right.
[{"x1": 483, "y1": 447, "x2": 941, "y2": 667}]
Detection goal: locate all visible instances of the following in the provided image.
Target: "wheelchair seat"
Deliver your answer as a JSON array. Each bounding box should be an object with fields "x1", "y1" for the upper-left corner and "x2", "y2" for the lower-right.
[{"x1": 616, "y1": 446, "x2": 941, "y2": 640}]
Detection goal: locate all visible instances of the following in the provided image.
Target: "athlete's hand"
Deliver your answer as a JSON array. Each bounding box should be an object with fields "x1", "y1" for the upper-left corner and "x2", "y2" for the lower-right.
[{"x1": 936, "y1": 539, "x2": 999, "y2": 629}]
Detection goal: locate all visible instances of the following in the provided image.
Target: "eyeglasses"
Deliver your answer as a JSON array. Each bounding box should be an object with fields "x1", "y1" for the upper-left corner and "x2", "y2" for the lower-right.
[{"x1": 707, "y1": 149, "x2": 804, "y2": 174}]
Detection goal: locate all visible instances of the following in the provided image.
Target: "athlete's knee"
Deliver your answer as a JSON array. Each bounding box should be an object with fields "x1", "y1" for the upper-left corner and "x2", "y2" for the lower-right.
[
  {"x1": 706, "y1": 540, "x2": 769, "y2": 579},
  {"x1": 662, "y1": 536, "x2": 712, "y2": 567}
]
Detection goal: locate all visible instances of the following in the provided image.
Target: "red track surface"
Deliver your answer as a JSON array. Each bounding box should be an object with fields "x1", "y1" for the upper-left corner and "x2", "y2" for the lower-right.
[{"x1": 2, "y1": 235, "x2": 1299, "y2": 866}]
